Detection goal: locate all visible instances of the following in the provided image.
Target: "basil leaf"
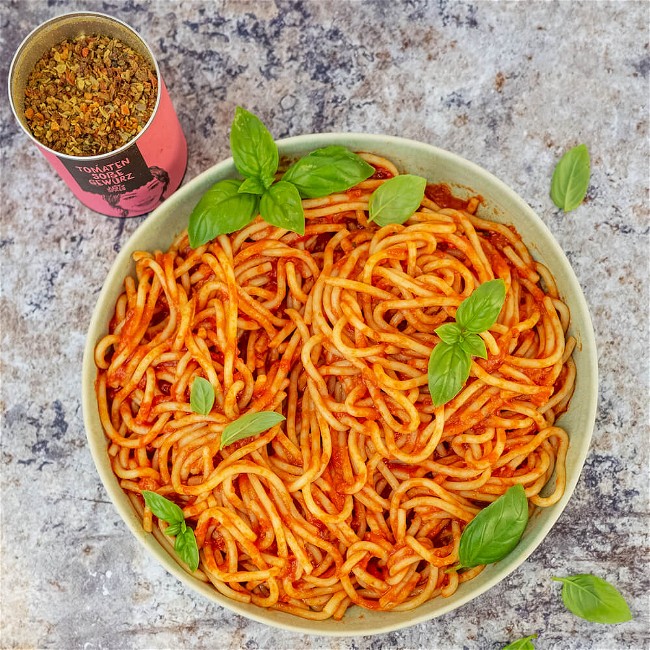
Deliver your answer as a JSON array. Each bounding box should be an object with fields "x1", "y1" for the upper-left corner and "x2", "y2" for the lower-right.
[
  {"x1": 550, "y1": 144, "x2": 590, "y2": 212},
  {"x1": 188, "y1": 179, "x2": 259, "y2": 248},
  {"x1": 174, "y1": 527, "x2": 200, "y2": 572},
  {"x1": 142, "y1": 491, "x2": 185, "y2": 525},
  {"x1": 259, "y1": 181, "x2": 305, "y2": 234},
  {"x1": 435, "y1": 322, "x2": 463, "y2": 345},
  {"x1": 220, "y1": 411, "x2": 286, "y2": 450},
  {"x1": 456, "y1": 279, "x2": 506, "y2": 333},
  {"x1": 368, "y1": 174, "x2": 427, "y2": 226},
  {"x1": 190, "y1": 377, "x2": 215, "y2": 415},
  {"x1": 239, "y1": 176, "x2": 267, "y2": 195},
  {"x1": 502, "y1": 635, "x2": 537, "y2": 650},
  {"x1": 143, "y1": 492, "x2": 198, "y2": 571},
  {"x1": 427, "y1": 341, "x2": 471, "y2": 407},
  {"x1": 457, "y1": 484, "x2": 528, "y2": 569},
  {"x1": 230, "y1": 106, "x2": 278, "y2": 188},
  {"x1": 282, "y1": 145, "x2": 375, "y2": 198},
  {"x1": 552, "y1": 575, "x2": 633, "y2": 624},
  {"x1": 164, "y1": 521, "x2": 183, "y2": 537},
  {"x1": 458, "y1": 332, "x2": 487, "y2": 359}
]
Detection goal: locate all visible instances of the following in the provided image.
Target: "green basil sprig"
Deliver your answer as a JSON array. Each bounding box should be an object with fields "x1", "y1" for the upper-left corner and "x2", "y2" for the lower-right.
[
  {"x1": 188, "y1": 108, "x2": 376, "y2": 247},
  {"x1": 368, "y1": 174, "x2": 427, "y2": 226},
  {"x1": 428, "y1": 279, "x2": 506, "y2": 407},
  {"x1": 550, "y1": 143, "x2": 590, "y2": 212},
  {"x1": 282, "y1": 145, "x2": 375, "y2": 198},
  {"x1": 259, "y1": 180, "x2": 305, "y2": 234},
  {"x1": 230, "y1": 106, "x2": 278, "y2": 190},
  {"x1": 502, "y1": 635, "x2": 537, "y2": 650},
  {"x1": 142, "y1": 491, "x2": 199, "y2": 572},
  {"x1": 190, "y1": 377, "x2": 215, "y2": 415},
  {"x1": 220, "y1": 411, "x2": 285, "y2": 450},
  {"x1": 427, "y1": 341, "x2": 472, "y2": 410},
  {"x1": 552, "y1": 574, "x2": 633, "y2": 624},
  {"x1": 456, "y1": 279, "x2": 507, "y2": 333},
  {"x1": 456, "y1": 484, "x2": 528, "y2": 569},
  {"x1": 188, "y1": 180, "x2": 259, "y2": 248}
]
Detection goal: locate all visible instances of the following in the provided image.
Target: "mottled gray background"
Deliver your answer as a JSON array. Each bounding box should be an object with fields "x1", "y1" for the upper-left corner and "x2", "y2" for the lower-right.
[{"x1": 1, "y1": 1, "x2": 648, "y2": 649}]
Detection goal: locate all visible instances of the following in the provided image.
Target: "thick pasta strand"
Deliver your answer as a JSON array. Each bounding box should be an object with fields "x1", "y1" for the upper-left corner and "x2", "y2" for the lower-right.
[{"x1": 94, "y1": 156, "x2": 575, "y2": 620}]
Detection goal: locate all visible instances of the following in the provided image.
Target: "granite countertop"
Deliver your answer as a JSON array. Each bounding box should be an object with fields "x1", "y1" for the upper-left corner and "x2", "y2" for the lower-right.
[{"x1": 1, "y1": 1, "x2": 648, "y2": 648}]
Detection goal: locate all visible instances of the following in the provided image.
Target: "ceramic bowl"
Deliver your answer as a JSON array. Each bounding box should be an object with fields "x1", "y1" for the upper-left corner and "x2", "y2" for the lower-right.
[{"x1": 82, "y1": 133, "x2": 598, "y2": 636}]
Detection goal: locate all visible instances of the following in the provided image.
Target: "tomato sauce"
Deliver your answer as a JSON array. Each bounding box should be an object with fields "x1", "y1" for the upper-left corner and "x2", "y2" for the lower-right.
[
  {"x1": 484, "y1": 229, "x2": 513, "y2": 251},
  {"x1": 425, "y1": 183, "x2": 474, "y2": 211},
  {"x1": 371, "y1": 166, "x2": 394, "y2": 180}
]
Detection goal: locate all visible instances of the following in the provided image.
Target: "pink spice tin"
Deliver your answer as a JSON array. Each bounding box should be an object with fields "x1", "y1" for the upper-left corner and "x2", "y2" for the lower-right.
[{"x1": 8, "y1": 12, "x2": 187, "y2": 218}]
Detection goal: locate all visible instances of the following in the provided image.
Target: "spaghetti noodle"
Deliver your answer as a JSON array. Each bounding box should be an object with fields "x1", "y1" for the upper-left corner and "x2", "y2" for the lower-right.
[{"x1": 94, "y1": 153, "x2": 575, "y2": 619}]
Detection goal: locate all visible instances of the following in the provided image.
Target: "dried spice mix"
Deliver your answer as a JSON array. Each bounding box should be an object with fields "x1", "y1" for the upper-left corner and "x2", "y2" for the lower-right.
[{"x1": 23, "y1": 33, "x2": 157, "y2": 156}]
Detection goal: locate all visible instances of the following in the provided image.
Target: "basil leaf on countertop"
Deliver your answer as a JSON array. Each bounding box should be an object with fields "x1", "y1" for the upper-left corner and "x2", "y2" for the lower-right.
[
  {"x1": 260, "y1": 181, "x2": 305, "y2": 234},
  {"x1": 188, "y1": 179, "x2": 259, "y2": 248},
  {"x1": 190, "y1": 377, "x2": 215, "y2": 416},
  {"x1": 282, "y1": 145, "x2": 375, "y2": 198},
  {"x1": 174, "y1": 526, "x2": 200, "y2": 572},
  {"x1": 220, "y1": 411, "x2": 286, "y2": 450},
  {"x1": 550, "y1": 143, "x2": 590, "y2": 212},
  {"x1": 368, "y1": 174, "x2": 427, "y2": 226},
  {"x1": 456, "y1": 279, "x2": 506, "y2": 333},
  {"x1": 552, "y1": 574, "x2": 633, "y2": 624},
  {"x1": 457, "y1": 484, "x2": 529, "y2": 569},
  {"x1": 230, "y1": 106, "x2": 278, "y2": 189},
  {"x1": 427, "y1": 341, "x2": 472, "y2": 408},
  {"x1": 502, "y1": 635, "x2": 537, "y2": 650}
]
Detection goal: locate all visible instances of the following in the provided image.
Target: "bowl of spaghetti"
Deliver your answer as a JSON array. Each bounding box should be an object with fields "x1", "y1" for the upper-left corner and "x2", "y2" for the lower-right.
[{"x1": 82, "y1": 132, "x2": 597, "y2": 636}]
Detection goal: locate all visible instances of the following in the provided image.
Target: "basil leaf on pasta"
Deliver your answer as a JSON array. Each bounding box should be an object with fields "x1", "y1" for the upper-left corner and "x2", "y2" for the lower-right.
[
  {"x1": 220, "y1": 411, "x2": 286, "y2": 450},
  {"x1": 230, "y1": 106, "x2": 278, "y2": 189},
  {"x1": 142, "y1": 491, "x2": 185, "y2": 526},
  {"x1": 174, "y1": 527, "x2": 200, "y2": 572},
  {"x1": 458, "y1": 332, "x2": 487, "y2": 359},
  {"x1": 282, "y1": 146, "x2": 375, "y2": 198},
  {"x1": 435, "y1": 322, "x2": 463, "y2": 345},
  {"x1": 190, "y1": 377, "x2": 215, "y2": 415},
  {"x1": 238, "y1": 176, "x2": 268, "y2": 195},
  {"x1": 164, "y1": 521, "x2": 184, "y2": 537},
  {"x1": 550, "y1": 144, "x2": 590, "y2": 212},
  {"x1": 143, "y1": 492, "x2": 197, "y2": 571},
  {"x1": 431, "y1": 283, "x2": 503, "y2": 403},
  {"x1": 368, "y1": 174, "x2": 427, "y2": 226},
  {"x1": 502, "y1": 635, "x2": 537, "y2": 650},
  {"x1": 456, "y1": 279, "x2": 506, "y2": 333},
  {"x1": 457, "y1": 484, "x2": 528, "y2": 569},
  {"x1": 260, "y1": 181, "x2": 305, "y2": 234},
  {"x1": 188, "y1": 179, "x2": 258, "y2": 248},
  {"x1": 552, "y1": 575, "x2": 633, "y2": 624},
  {"x1": 427, "y1": 341, "x2": 471, "y2": 407}
]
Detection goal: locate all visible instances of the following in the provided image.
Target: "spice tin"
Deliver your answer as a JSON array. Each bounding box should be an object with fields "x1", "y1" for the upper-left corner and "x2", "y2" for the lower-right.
[{"x1": 8, "y1": 12, "x2": 187, "y2": 218}]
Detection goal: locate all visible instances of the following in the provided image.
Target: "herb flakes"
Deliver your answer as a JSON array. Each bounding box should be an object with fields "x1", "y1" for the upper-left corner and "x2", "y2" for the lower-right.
[{"x1": 23, "y1": 33, "x2": 157, "y2": 156}]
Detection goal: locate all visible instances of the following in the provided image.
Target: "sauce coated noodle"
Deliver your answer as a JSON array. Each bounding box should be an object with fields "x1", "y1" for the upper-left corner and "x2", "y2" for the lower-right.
[{"x1": 95, "y1": 153, "x2": 575, "y2": 620}]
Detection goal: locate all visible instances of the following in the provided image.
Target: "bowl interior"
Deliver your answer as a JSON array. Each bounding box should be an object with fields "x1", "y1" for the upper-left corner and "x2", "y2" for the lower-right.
[{"x1": 81, "y1": 133, "x2": 598, "y2": 636}]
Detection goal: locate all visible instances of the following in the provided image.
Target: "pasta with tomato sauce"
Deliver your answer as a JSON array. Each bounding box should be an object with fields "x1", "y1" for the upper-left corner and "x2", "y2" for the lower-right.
[{"x1": 94, "y1": 153, "x2": 575, "y2": 620}]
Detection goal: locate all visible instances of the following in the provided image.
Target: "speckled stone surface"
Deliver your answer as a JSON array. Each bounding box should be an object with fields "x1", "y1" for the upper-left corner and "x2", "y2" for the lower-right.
[{"x1": 1, "y1": 1, "x2": 648, "y2": 648}]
